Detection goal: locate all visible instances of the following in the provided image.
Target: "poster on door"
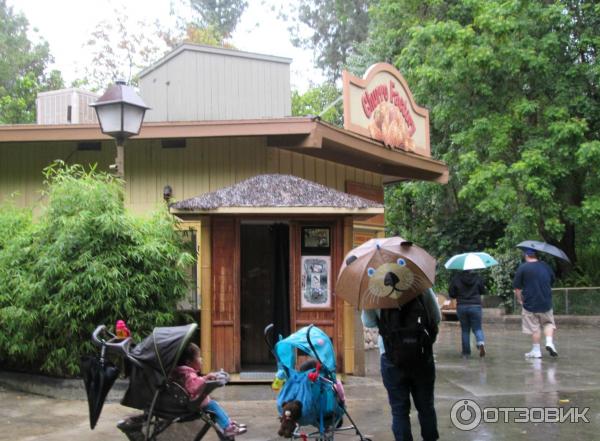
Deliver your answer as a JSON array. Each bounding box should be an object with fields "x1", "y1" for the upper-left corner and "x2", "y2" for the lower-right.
[{"x1": 300, "y1": 255, "x2": 331, "y2": 309}]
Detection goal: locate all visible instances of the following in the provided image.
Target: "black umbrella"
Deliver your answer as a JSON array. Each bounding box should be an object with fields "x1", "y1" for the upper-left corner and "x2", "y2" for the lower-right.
[
  {"x1": 81, "y1": 352, "x2": 120, "y2": 429},
  {"x1": 516, "y1": 240, "x2": 571, "y2": 263}
]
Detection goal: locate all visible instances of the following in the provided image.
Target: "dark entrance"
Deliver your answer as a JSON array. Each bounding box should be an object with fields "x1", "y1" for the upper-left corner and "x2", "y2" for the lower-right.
[{"x1": 240, "y1": 223, "x2": 290, "y2": 371}]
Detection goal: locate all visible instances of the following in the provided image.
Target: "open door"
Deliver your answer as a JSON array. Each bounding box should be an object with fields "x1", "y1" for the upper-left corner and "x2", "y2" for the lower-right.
[{"x1": 240, "y1": 223, "x2": 290, "y2": 371}]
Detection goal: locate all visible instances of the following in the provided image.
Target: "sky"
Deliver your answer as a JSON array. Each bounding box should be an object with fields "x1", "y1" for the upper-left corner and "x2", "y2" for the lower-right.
[{"x1": 8, "y1": 0, "x2": 325, "y2": 92}]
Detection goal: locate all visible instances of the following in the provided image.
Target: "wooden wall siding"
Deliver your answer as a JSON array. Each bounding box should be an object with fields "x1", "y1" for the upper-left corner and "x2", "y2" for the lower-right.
[
  {"x1": 290, "y1": 219, "x2": 345, "y2": 370},
  {"x1": 0, "y1": 141, "x2": 113, "y2": 209},
  {"x1": 1, "y1": 138, "x2": 383, "y2": 214},
  {"x1": 211, "y1": 217, "x2": 240, "y2": 372},
  {"x1": 140, "y1": 50, "x2": 291, "y2": 122}
]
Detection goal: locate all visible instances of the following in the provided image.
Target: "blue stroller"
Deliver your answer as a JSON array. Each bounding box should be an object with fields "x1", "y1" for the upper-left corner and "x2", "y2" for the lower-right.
[{"x1": 264, "y1": 324, "x2": 371, "y2": 441}]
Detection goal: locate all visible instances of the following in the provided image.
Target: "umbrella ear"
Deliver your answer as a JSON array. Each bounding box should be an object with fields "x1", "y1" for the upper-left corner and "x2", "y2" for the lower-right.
[{"x1": 346, "y1": 255, "x2": 358, "y2": 265}]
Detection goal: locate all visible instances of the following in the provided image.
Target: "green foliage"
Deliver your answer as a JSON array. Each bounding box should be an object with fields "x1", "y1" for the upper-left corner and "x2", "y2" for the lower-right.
[
  {"x1": 0, "y1": 162, "x2": 194, "y2": 376},
  {"x1": 291, "y1": 83, "x2": 343, "y2": 126},
  {"x1": 0, "y1": 0, "x2": 64, "y2": 123},
  {"x1": 189, "y1": 0, "x2": 248, "y2": 39},
  {"x1": 283, "y1": 0, "x2": 370, "y2": 81},
  {"x1": 357, "y1": 0, "x2": 600, "y2": 283}
]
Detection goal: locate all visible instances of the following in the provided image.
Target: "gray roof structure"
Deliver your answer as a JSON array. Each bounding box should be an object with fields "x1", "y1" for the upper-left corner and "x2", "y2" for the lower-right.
[{"x1": 171, "y1": 174, "x2": 383, "y2": 211}]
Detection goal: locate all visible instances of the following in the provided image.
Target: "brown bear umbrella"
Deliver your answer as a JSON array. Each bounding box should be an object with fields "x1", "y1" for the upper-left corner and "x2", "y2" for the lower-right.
[{"x1": 336, "y1": 237, "x2": 436, "y2": 310}]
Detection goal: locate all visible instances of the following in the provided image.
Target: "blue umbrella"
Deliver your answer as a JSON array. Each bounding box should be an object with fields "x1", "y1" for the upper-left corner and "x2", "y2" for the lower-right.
[{"x1": 444, "y1": 252, "x2": 498, "y2": 270}]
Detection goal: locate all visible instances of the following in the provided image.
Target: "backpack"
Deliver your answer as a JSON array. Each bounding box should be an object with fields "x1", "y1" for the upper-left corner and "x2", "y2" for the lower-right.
[{"x1": 377, "y1": 296, "x2": 438, "y2": 369}]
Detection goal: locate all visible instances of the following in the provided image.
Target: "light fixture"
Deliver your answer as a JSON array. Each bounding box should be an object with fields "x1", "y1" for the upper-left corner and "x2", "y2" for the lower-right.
[
  {"x1": 163, "y1": 185, "x2": 173, "y2": 202},
  {"x1": 90, "y1": 80, "x2": 150, "y2": 178}
]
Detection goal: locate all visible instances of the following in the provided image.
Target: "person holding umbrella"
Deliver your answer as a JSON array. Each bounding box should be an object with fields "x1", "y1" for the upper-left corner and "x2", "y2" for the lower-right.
[
  {"x1": 336, "y1": 237, "x2": 441, "y2": 441},
  {"x1": 448, "y1": 270, "x2": 487, "y2": 358},
  {"x1": 445, "y1": 252, "x2": 497, "y2": 358},
  {"x1": 513, "y1": 246, "x2": 558, "y2": 358}
]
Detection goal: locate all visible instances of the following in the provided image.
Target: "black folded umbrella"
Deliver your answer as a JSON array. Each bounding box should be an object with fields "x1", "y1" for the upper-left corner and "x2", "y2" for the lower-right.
[{"x1": 81, "y1": 354, "x2": 120, "y2": 429}]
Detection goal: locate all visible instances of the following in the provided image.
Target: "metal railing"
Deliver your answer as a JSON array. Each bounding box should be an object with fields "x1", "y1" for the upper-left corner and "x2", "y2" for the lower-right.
[{"x1": 513, "y1": 287, "x2": 600, "y2": 315}]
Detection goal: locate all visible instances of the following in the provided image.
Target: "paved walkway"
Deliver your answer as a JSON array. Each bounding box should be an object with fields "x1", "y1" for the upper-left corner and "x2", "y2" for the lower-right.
[{"x1": 2, "y1": 323, "x2": 599, "y2": 440}]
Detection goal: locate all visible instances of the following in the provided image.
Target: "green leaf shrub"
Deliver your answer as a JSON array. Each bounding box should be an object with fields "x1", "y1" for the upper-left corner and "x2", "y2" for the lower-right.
[{"x1": 0, "y1": 162, "x2": 194, "y2": 376}]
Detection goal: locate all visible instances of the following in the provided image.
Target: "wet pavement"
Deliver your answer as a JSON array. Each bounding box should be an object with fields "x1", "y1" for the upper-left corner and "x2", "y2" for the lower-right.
[{"x1": 2, "y1": 322, "x2": 599, "y2": 440}]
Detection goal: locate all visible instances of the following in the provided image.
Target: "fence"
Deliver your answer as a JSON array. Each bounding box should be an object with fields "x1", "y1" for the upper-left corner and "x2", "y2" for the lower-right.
[{"x1": 513, "y1": 287, "x2": 600, "y2": 315}]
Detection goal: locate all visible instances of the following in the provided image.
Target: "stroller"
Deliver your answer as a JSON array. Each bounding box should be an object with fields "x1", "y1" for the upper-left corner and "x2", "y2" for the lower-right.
[
  {"x1": 84, "y1": 323, "x2": 236, "y2": 441},
  {"x1": 264, "y1": 324, "x2": 371, "y2": 441}
]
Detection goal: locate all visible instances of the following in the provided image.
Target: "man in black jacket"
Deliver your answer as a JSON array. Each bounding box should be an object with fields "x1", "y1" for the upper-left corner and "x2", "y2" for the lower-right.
[{"x1": 449, "y1": 270, "x2": 486, "y2": 357}]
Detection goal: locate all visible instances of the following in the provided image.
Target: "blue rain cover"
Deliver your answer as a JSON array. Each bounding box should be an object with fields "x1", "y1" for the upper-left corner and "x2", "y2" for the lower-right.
[
  {"x1": 276, "y1": 370, "x2": 340, "y2": 427},
  {"x1": 274, "y1": 326, "x2": 336, "y2": 376}
]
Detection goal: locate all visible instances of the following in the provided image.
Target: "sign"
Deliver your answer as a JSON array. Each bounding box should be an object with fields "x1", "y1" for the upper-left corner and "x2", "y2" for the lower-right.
[
  {"x1": 343, "y1": 63, "x2": 430, "y2": 157},
  {"x1": 300, "y1": 255, "x2": 331, "y2": 309}
]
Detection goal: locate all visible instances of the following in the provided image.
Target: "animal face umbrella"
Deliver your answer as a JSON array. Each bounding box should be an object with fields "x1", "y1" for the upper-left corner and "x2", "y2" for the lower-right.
[{"x1": 336, "y1": 237, "x2": 436, "y2": 309}]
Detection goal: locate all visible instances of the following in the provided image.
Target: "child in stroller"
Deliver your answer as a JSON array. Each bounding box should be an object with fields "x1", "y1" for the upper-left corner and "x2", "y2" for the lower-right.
[
  {"x1": 172, "y1": 342, "x2": 247, "y2": 437},
  {"x1": 264, "y1": 324, "x2": 371, "y2": 441},
  {"x1": 84, "y1": 323, "x2": 244, "y2": 441}
]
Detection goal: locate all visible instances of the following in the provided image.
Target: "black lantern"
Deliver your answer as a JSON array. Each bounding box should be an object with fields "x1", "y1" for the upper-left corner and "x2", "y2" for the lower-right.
[{"x1": 90, "y1": 80, "x2": 150, "y2": 177}]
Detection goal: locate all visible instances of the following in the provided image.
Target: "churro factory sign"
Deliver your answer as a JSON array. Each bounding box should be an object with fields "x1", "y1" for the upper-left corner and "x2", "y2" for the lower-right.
[{"x1": 342, "y1": 63, "x2": 430, "y2": 157}]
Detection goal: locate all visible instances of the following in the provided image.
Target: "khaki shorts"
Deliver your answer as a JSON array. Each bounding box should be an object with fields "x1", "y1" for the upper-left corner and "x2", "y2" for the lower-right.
[{"x1": 521, "y1": 309, "x2": 556, "y2": 334}]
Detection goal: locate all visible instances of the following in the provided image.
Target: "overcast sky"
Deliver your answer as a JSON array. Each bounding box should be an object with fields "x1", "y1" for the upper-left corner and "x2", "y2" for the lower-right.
[{"x1": 8, "y1": 0, "x2": 324, "y2": 92}]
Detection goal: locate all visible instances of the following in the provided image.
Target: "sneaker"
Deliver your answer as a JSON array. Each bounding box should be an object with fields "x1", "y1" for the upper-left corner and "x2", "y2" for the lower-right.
[
  {"x1": 545, "y1": 343, "x2": 558, "y2": 357},
  {"x1": 231, "y1": 420, "x2": 247, "y2": 429},
  {"x1": 525, "y1": 349, "x2": 542, "y2": 358},
  {"x1": 223, "y1": 424, "x2": 247, "y2": 437},
  {"x1": 478, "y1": 344, "x2": 486, "y2": 357}
]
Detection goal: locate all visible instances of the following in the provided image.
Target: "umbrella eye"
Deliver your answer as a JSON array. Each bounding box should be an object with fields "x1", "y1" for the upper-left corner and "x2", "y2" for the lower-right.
[
  {"x1": 396, "y1": 258, "x2": 406, "y2": 266},
  {"x1": 367, "y1": 267, "x2": 376, "y2": 277},
  {"x1": 346, "y1": 255, "x2": 357, "y2": 265}
]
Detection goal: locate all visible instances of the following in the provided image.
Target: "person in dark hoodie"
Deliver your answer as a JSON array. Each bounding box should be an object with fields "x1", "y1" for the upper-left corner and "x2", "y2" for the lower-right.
[{"x1": 449, "y1": 270, "x2": 486, "y2": 357}]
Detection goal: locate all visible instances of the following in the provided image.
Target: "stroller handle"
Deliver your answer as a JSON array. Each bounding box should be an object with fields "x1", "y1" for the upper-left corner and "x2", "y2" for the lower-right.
[{"x1": 92, "y1": 325, "x2": 139, "y2": 365}]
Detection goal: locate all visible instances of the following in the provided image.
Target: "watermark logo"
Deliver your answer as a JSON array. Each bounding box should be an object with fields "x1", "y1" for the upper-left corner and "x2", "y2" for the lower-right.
[
  {"x1": 450, "y1": 400, "x2": 590, "y2": 431},
  {"x1": 450, "y1": 400, "x2": 482, "y2": 431}
]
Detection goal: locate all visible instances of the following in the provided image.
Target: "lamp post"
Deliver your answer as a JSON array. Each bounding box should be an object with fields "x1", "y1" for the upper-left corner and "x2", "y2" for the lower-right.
[{"x1": 90, "y1": 80, "x2": 150, "y2": 178}]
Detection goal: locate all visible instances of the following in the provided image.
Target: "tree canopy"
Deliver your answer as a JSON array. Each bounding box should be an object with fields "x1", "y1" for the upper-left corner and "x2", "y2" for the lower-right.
[
  {"x1": 345, "y1": 0, "x2": 600, "y2": 288},
  {"x1": 283, "y1": 0, "x2": 370, "y2": 81},
  {"x1": 0, "y1": 0, "x2": 64, "y2": 123}
]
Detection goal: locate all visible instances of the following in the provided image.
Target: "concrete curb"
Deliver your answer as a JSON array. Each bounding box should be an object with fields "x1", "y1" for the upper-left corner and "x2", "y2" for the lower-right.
[{"x1": 0, "y1": 370, "x2": 128, "y2": 402}]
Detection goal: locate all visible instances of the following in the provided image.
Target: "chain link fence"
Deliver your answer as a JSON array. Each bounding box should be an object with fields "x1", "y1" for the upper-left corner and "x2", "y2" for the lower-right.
[{"x1": 513, "y1": 287, "x2": 600, "y2": 315}]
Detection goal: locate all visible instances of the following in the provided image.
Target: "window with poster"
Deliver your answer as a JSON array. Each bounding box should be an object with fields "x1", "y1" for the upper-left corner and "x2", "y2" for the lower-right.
[{"x1": 300, "y1": 226, "x2": 332, "y2": 310}]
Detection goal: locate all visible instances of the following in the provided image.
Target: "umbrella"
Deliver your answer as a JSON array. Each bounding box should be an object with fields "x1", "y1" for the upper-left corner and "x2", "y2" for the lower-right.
[
  {"x1": 81, "y1": 353, "x2": 120, "y2": 429},
  {"x1": 444, "y1": 252, "x2": 498, "y2": 270},
  {"x1": 336, "y1": 237, "x2": 436, "y2": 310},
  {"x1": 516, "y1": 240, "x2": 571, "y2": 263}
]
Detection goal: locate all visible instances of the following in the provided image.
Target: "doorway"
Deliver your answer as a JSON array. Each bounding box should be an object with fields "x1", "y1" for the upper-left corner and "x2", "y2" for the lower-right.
[{"x1": 240, "y1": 222, "x2": 290, "y2": 371}]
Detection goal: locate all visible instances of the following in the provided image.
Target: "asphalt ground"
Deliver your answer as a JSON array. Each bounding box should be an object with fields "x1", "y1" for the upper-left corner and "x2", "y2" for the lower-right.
[{"x1": 2, "y1": 322, "x2": 600, "y2": 441}]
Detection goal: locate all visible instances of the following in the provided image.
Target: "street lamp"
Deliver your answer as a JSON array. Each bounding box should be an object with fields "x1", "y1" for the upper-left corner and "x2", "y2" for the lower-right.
[{"x1": 90, "y1": 80, "x2": 150, "y2": 178}]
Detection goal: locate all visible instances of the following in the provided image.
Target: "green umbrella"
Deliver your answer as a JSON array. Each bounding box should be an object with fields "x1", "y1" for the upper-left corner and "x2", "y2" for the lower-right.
[{"x1": 445, "y1": 252, "x2": 498, "y2": 270}]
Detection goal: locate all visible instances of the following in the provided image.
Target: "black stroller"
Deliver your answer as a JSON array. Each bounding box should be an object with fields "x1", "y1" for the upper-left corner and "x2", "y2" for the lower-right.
[{"x1": 84, "y1": 323, "x2": 235, "y2": 441}]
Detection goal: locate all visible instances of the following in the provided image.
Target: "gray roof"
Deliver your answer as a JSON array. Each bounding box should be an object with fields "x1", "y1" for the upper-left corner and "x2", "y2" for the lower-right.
[
  {"x1": 171, "y1": 174, "x2": 383, "y2": 211},
  {"x1": 139, "y1": 43, "x2": 292, "y2": 79}
]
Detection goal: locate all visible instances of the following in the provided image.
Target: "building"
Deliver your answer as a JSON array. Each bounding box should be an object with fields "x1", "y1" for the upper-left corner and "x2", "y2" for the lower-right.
[{"x1": 0, "y1": 44, "x2": 447, "y2": 376}]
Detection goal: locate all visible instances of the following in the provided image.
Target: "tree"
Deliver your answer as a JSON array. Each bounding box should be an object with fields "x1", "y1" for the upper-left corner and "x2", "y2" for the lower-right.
[
  {"x1": 359, "y1": 0, "x2": 600, "y2": 280},
  {"x1": 0, "y1": 162, "x2": 194, "y2": 376},
  {"x1": 0, "y1": 0, "x2": 64, "y2": 123},
  {"x1": 80, "y1": 12, "x2": 168, "y2": 91},
  {"x1": 189, "y1": 0, "x2": 248, "y2": 40},
  {"x1": 283, "y1": 0, "x2": 370, "y2": 82},
  {"x1": 291, "y1": 83, "x2": 343, "y2": 126}
]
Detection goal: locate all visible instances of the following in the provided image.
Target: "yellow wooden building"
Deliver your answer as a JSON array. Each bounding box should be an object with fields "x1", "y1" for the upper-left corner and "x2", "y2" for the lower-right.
[{"x1": 0, "y1": 45, "x2": 447, "y2": 376}]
